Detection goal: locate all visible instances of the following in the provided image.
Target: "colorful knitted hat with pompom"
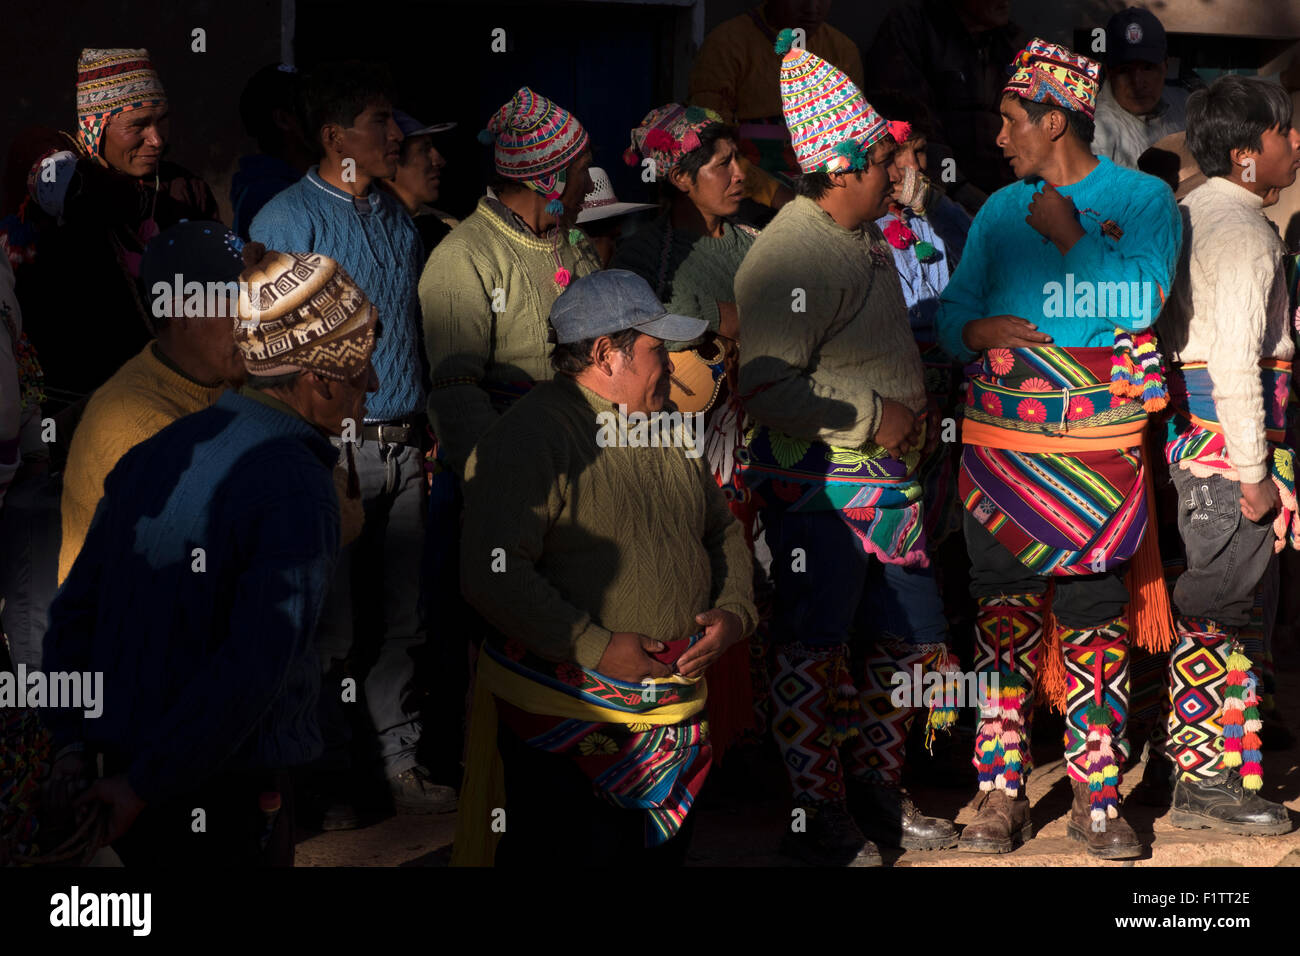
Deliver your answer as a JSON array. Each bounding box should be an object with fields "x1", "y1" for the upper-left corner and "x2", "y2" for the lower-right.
[
  {"x1": 478, "y1": 87, "x2": 589, "y2": 215},
  {"x1": 775, "y1": 29, "x2": 910, "y2": 174},
  {"x1": 75, "y1": 48, "x2": 168, "y2": 161},
  {"x1": 623, "y1": 103, "x2": 726, "y2": 178},
  {"x1": 1003, "y1": 38, "x2": 1102, "y2": 120}
]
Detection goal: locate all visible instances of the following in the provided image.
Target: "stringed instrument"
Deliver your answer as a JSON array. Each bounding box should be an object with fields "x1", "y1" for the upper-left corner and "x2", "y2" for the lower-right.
[{"x1": 668, "y1": 335, "x2": 733, "y2": 414}]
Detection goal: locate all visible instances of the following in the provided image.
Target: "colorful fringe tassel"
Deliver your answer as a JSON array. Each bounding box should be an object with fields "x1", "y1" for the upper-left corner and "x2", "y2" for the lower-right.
[
  {"x1": 1083, "y1": 703, "x2": 1120, "y2": 831},
  {"x1": 1222, "y1": 642, "x2": 1263, "y2": 790},
  {"x1": 974, "y1": 674, "x2": 1029, "y2": 797},
  {"x1": 1109, "y1": 327, "x2": 1168, "y2": 413}
]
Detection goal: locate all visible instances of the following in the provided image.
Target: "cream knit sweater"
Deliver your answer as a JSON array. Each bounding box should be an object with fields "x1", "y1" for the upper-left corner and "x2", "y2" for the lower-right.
[{"x1": 1158, "y1": 177, "x2": 1295, "y2": 484}]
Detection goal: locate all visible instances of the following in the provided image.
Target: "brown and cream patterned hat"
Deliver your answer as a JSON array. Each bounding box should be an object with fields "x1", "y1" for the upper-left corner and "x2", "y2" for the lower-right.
[{"x1": 235, "y1": 250, "x2": 377, "y2": 381}]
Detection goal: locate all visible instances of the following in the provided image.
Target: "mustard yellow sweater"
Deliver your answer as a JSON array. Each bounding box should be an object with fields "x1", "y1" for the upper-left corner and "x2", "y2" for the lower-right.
[{"x1": 59, "y1": 343, "x2": 226, "y2": 584}]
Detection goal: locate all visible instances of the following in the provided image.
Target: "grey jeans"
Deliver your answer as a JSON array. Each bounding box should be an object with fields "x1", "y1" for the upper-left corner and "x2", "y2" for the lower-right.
[
  {"x1": 1170, "y1": 468, "x2": 1277, "y2": 627},
  {"x1": 314, "y1": 436, "x2": 427, "y2": 778}
]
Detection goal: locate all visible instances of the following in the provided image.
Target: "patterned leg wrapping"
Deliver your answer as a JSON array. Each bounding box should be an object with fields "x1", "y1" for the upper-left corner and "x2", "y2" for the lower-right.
[
  {"x1": 971, "y1": 595, "x2": 1045, "y2": 797},
  {"x1": 846, "y1": 641, "x2": 956, "y2": 785},
  {"x1": 1165, "y1": 616, "x2": 1262, "y2": 788},
  {"x1": 770, "y1": 643, "x2": 857, "y2": 804},
  {"x1": 1060, "y1": 620, "x2": 1131, "y2": 829}
]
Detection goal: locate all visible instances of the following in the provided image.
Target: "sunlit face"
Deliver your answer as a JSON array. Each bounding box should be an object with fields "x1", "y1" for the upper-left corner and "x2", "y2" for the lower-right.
[
  {"x1": 1246, "y1": 122, "x2": 1300, "y2": 192},
  {"x1": 1110, "y1": 60, "x2": 1167, "y2": 116},
  {"x1": 673, "y1": 137, "x2": 746, "y2": 218},
  {"x1": 609, "y1": 332, "x2": 672, "y2": 414},
  {"x1": 887, "y1": 136, "x2": 927, "y2": 201},
  {"x1": 330, "y1": 98, "x2": 402, "y2": 180},
  {"x1": 996, "y1": 93, "x2": 1054, "y2": 181},
  {"x1": 846, "y1": 138, "x2": 900, "y2": 220},
  {"x1": 101, "y1": 105, "x2": 169, "y2": 176}
]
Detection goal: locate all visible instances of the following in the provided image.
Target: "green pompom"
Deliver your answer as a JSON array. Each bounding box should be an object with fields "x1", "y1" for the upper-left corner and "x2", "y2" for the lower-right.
[
  {"x1": 683, "y1": 106, "x2": 707, "y2": 124},
  {"x1": 568, "y1": 228, "x2": 584, "y2": 246},
  {"x1": 774, "y1": 28, "x2": 795, "y2": 55},
  {"x1": 914, "y1": 240, "x2": 937, "y2": 261}
]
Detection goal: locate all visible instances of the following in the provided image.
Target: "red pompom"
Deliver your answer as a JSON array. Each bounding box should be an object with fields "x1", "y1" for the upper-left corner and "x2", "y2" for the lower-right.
[
  {"x1": 623, "y1": 146, "x2": 639, "y2": 166},
  {"x1": 882, "y1": 217, "x2": 915, "y2": 250},
  {"x1": 644, "y1": 128, "x2": 677, "y2": 152}
]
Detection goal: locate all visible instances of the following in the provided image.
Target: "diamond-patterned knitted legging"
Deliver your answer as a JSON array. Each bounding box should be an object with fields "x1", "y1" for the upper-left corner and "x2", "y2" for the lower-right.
[{"x1": 971, "y1": 594, "x2": 1044, "y2": 797}]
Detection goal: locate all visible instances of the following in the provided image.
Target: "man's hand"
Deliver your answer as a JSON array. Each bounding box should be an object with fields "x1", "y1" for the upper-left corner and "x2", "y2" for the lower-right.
[
  {"x1": 676, "y1": 609, "x2": 744, "y2": 679},
  {"x1": 75, "y1": 774, "x2": 145, "y2": 845},
  {"x1": 874, "y1": 398, "x2": 923, "y2": 458},
  {"x1": 1026, "y1": 183, "x2": 1085, "y2": 253},
  {"x1": 962, "y1": 314, "x2": 1054, "y2": 352},
  {"x1": 597, "y1": 631, "x2": 672, "y2": 683},
  {"x1": 1240, "y1": 478, "x2": 1281, "y2": 523}
]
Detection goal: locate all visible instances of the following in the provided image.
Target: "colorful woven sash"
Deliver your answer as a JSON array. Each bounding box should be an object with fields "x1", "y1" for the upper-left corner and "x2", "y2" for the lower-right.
[
  {"x1": 1165, "y1": 360, "x2": 1300, "y2": 551},
  {"x1": 960, "y1": 346, "x2": 1150, "y2": 575},
  {"x1": 451, "y1": 639, "x2": 710, "y2": 866},
  {"x1": 736, "y1": 423, "x2": 926, "y2": 565}
]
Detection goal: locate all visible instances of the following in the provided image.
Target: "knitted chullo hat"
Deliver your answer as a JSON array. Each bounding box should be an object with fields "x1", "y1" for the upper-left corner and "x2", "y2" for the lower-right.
[
  {"x1": 1003, "y1": 38, "x2": 1102, "y2": 121},
  {"x1": 236, "y1": 251, "x2": 377, "y2": 381},
  {"x1": 478, "y1": 87, "x2": 589, "y2": 215},
  {"x1": 75, "y1": 48, "x2": 168, "y2": 160},
  {"x1": 774, "y1": 30, "x2": 910, "y2": 174},
  {"x1": 623, "y1": 103, "x2": 726, "y2": 177}
]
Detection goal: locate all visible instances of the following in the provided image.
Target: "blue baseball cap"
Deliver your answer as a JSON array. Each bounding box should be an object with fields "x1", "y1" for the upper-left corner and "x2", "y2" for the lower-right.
[
  {"x1": 393, "y1": 109, "x2": 455, "y2": 138},
  {"x1": 549, "y1": 270, "x2": 707, "y2": 345}
]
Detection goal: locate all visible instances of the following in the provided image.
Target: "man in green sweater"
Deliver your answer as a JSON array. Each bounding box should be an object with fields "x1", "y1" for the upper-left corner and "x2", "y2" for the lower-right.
[
  {"x1": 453, "y1": 269, "x2": 757, "y2": 866},
  {"x1": 736, "y1": 32, "x2": 958, "y2": 866}
]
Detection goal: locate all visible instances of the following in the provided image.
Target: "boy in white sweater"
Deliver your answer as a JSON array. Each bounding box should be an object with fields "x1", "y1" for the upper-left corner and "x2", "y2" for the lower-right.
[{"x1": 1156, "y1": 74, "x2": 1300, "y2": 834}]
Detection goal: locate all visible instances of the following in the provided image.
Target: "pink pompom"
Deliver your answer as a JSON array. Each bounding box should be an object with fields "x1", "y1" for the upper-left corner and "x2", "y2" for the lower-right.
[
  {"x1": 554, "y1": 267, "x2": 572, "y2": 287},
  {"x1": 681, "y1": 130, "x2": 701, "y2": 152},
  {"x1": 883, "y1": 218, "x2": 915, "y2": 250},
  {"x1": 887, "y1": 120, "x2": 913, "y2": 143}
]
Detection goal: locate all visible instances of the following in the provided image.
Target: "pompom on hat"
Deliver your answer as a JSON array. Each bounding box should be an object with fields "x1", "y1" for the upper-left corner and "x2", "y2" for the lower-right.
[
  {"x1": 75, "y1": 48, "x2": 168, "y2": 160},
  {"x1": 235, "y1": 250, "x2": 378, "y2": 381},
  {"x1": 478, "y1": 87, "x2": 589, "y2": 213},
  {"x1": 774, "y1": 29, "x2": 910, "y2": 174},
  {"x1": 1003, "y1": 38, "x2": 1102, "y2": 121},
  {"x1": 623, "y1": 103, "x2": 726, "y2": 177}
]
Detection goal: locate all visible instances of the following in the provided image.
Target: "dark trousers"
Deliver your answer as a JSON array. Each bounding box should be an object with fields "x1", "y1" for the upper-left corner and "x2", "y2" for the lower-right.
[
  {"x1": 1169, "y1": 469, "x2": 1276, "y2": 627},
  {"x1": 962, "y1": 511, "x2": 1130, "y2": 628},
  {"x1": 111, "y1": 769, "x2": 295, "y2": 867},
  {"x1": 493, "y1": 722, "x2": 695, "y2": 868}
]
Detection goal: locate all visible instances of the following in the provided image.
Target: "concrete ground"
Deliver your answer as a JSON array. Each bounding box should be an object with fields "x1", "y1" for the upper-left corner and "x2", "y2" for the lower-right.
[{"x1": 295, "y1": 664, "x2": 1300, "y2": 868}]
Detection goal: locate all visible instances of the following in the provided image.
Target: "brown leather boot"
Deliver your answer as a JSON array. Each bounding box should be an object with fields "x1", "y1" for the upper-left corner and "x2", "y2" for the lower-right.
[
  {"x1": 957, "y1": 789, "x2": 1032, "y2": 853},
  {"x1": 1066, "y1": 777, "x2": 1142, "y2": 858}
]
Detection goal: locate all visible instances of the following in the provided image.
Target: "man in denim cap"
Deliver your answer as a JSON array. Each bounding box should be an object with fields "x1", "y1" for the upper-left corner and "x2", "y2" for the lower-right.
[{"x1": 451, "y1": 270, "x2": 758, "y2": 866}]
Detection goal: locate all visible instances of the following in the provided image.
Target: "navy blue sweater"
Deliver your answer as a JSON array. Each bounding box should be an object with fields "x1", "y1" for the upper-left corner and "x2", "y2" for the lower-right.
[
  {"x1": 250, "y1": 167, "x2": 427, "y2": 422},
  {"x1": 42, "y1": 390, "x2": 340, "y2": 805}
]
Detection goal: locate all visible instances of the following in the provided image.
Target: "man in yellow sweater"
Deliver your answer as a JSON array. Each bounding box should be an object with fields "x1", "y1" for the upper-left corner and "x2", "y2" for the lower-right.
[{"x1": 58, "y1": 221, "x2": 250, "y2": 583}]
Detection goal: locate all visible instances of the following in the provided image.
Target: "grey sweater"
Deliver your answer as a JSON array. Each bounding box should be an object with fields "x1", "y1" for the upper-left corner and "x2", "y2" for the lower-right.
[{"x1": 736, "y1": 196, "x2": 926, "y2": 449}]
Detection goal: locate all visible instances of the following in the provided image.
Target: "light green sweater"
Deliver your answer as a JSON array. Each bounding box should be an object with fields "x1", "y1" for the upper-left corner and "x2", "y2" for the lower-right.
[
  {"x1": 736, "y1": 196, "x2": 926, "y2": 449},
  {"x1": 611, "y1": 216, "x2": 755, "y2": 349},
  {"x1": 461, "y1": 375, "x2": 757, "y2": 668},
  {"x1": 419, "y1": 197, "x2": 602, "y2": 476}
]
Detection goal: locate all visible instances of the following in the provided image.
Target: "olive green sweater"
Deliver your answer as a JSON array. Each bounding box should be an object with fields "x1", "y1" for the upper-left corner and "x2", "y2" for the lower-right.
[
  {"x1": 735, "y1": 196, "x2": 926, "y2": 449},
  {"x1": 419, "y1": 197, "x2": 602, "y2": 476},
  {"x1": 460, "y1": 375, "x2": 757, "y2": 667}
]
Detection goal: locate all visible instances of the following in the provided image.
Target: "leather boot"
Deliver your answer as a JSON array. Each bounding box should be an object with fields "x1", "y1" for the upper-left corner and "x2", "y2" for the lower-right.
[
  {"x1": 1066, "y1": 777, "x2": 1142, "y2": 859},
  {"x1": 957, "y1": 789, "x2": 1032, "y2": 853},
  {"x1": 1170, "y1": 771, "x2": 1293, "y2": 835},
  {"x1": 847, "y1": 779, "x2": 958, "y2": 851},
  {"x1": 780, "y1": 802, "x2": 883, "y2": 867}
]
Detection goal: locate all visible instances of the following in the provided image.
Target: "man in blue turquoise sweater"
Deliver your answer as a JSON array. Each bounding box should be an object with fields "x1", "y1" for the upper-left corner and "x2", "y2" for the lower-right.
[
  {"x1": 43, "y1": 249, "x2": 378, "y2": 865},
  {"x1": 249, "y1": 62, "x2": 450, "y2": 815},
  {"x1": 936, "y1": 38, "x2": 1181, "y2": 859}
]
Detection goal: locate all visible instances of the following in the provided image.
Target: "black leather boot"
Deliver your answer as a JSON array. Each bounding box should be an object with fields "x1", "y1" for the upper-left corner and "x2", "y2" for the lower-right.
[
  {"x1": 1170, "y1": 771, "x2": 1293, "y2": 835},
  {"x1": 847, "y1": 778, "x2": 958, "y2": 851}
]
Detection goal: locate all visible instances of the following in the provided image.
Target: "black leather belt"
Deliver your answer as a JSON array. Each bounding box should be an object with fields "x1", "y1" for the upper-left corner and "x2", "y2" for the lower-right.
[{"x1": 360, "y1": 420, "x2": 416, "y2": 445}]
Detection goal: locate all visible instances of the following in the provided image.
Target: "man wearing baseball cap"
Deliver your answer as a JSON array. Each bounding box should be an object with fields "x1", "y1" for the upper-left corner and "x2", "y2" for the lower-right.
[
  {"x1": 452, "y1": 269, "x2": 757, "y2": 866},
  {"x1": 1093, "y1": 7, "x2": 1189, "y2": 169},
  {"x1": 380, "y1": 109, "x2": 459, "y2": 262}
]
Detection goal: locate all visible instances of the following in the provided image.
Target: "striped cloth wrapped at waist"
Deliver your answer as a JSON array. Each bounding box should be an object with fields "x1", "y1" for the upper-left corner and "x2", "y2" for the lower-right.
[
  {"x1": 959, "y1": 345, "x2": 1152, "y2": 576},
  {"x1": 1165, "y1": 359, "x2": 1299, "y2": 552},
  {"x1": 451, "y1": 636, "x2": 710, "y2": 866},
  {"x1": 736, "y1": 420, "x2": 928, "y2": 565}
]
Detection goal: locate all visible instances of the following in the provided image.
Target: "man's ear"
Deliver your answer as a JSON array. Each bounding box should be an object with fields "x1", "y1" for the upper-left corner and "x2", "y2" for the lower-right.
[
  {"x1": 1228, "y1": 145, "x2": 1258, "y2": 172},
  {"x1": 667, "y1": 165, "x2": 692, "y2": 195},
  {"x1": 589, "y1": 335, "x2": 614, "y2": 374},
  {"x1": 306, "y1": 370, "x2": 333, "y2": 400},
  {"x1": 320, "y1": 122, "x2": 343, "y2": 157}
]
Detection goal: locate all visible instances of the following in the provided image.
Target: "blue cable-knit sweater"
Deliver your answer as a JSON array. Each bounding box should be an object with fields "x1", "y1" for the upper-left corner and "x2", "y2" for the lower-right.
[
  {"x1": 250, "y1": 167, "x2": 426, "y2": 422},
  {"x1": 42, "y1": 389, "x2": 340, "y2": 806}
]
